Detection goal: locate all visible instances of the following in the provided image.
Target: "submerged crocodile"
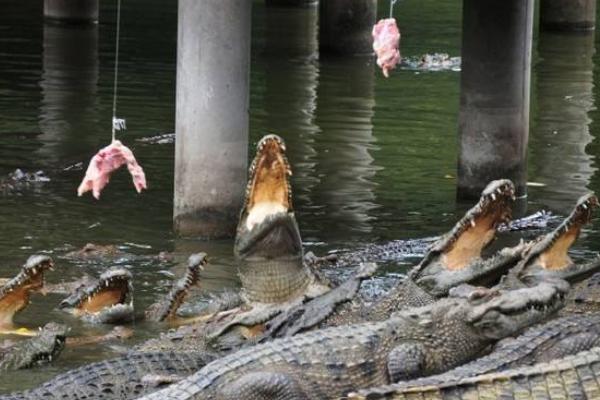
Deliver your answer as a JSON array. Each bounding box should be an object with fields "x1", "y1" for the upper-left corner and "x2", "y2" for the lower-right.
[
  {"x1": 135, "y1": 280, "x2": 567, "y2": 400},
  {"x1": 349, "y1": 345, "x2": 600, "y2": 399},
  {"x1": 353, "y1": 312, "x2": 600, "y2": 399},
  {"x1": 0, "y1": 255, "x2": 54, "y2": 335},
  {"x1": 0, "y1": 323, "x2": 67, "y2": 371}
]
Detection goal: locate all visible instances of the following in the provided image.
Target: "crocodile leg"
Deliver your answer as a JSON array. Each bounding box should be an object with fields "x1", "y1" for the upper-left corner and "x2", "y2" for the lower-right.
[
  {"x1": 221, "y1": 372, "x2": 309, "y2": 400},
  {"x1": 386, "y1": 343, "x2": 426, "y2": 382}
]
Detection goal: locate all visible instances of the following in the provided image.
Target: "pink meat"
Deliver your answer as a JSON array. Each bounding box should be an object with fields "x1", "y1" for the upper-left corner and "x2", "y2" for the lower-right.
[
  {"x1": 372, "y1": 18, "x2": 401, "y2": 78},
  {"x1": 77, "y1": 140, "x2": 147, "y2": 199}
]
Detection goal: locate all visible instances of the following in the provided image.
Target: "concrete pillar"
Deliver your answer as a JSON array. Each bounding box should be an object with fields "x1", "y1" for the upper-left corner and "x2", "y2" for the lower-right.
[
  {"x1": 540, "y1": 0, "x2": 596, "y2": 31},
  {"x1": 44, "y1": 0, "x2": 99, "y2": 24},
  {"x1": 529, "y1": 32, "x2": 595, "y2": 210},
  {"x1": 266, "y1": 0, "x2": 317, "y2": 7},
  {"x1": 39, "y1": 22, "x2": 99, "y2": 162},
  {"x1": 319, "y1": 0, "x2": 377, "y2": 55},
  {"x1": 174, "y1": 0, "x2": 251, "y2": 238},
  {"x1": 457, "y1": 0, "x2": 534, "y2": 200}
]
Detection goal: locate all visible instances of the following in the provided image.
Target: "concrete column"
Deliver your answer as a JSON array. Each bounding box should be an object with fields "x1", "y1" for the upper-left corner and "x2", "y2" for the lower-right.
[
  {"x1": 266, "y1": 0, "x2": 317, "y2": 7},
  {"x1": 540, "y1": 0, "x2": 596, "y2": 31},
  {"x1": 319, "y1": 0, "x2": 377, "y2": 55},
  {"x1": 174, "y1": 0, "x2": 251, "y2": 238},
  {"x1": 44, "y1": 0, "x2": 99, "y2": 24},
  {"x1": 529, "y1": 32, "x2": 595, "y2": 210},
  {"x1": 457, "y1": 0, "x2": 534, "y2": 200}
]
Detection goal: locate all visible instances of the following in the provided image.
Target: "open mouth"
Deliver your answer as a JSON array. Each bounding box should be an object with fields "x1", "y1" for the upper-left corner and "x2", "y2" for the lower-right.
[
  {"x1": 243, "y1": 135, "x2": 292, "y2": 231},
  {"x1": 0, "y1": 255, "x2": 54, "y2": 328},
  {"x1": 437, "y1": 180, "x2": 515, "y2": 270},
  {"x1": 530, "y1": 193, "x2": 598, "y2": 270},
  {"x1": 61, "y1": 267, "x2": 132, "y2": 316}
]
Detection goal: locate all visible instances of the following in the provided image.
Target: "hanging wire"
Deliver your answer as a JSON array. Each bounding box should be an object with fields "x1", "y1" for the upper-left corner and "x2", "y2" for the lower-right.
[
  {"x1": 389, "y1": 0, "x2": 398, "y2": 18},
  {"x1": 111, "y1": 0, "x2": 125, "y2": 141}
]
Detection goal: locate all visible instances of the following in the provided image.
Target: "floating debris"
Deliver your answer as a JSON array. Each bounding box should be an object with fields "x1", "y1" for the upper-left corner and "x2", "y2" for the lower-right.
[
  {"x1": 401, "y1": 53, "x2": 461, "y2": 72},
  {"x1": 136, "y1": 133, "x2": 175, "y2": 145}
]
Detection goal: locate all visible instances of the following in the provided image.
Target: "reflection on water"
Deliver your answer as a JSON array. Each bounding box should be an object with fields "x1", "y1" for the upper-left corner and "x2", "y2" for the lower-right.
[
  {"x1": 530, "y1": 32, "x2": 597, "y2": 212},
  {"x1": 312, "y1": 57, "x2": 379, "y2": 236},
  {"x1": 39, "y1": 23, "x2": 100, "y2": 163}
]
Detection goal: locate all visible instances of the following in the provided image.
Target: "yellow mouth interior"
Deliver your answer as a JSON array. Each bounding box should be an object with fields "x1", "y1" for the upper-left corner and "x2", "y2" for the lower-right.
[
  {"x1": 442, "y1": 208, "x2": 506, "y2": 271},
  {"x1": 75, "y1": 282, "x2": 128, "y2": 314},
  {"x1": 534, "y1": 225, "x2": 580, "y2": 270},
  {"x1": 0, "y1": 274, "x2": 44, "y2": 329},
  {"x1": 245, "y1": 140, "x2": 291, "y2": 230}
]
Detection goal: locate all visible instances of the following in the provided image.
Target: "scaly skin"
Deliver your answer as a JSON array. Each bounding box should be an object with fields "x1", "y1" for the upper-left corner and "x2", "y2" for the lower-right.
[
  {"x1": 145, "y1": 253, "x2": 207, "y2": 322},
  {"x1": 0, "y1": 323, "x2": 67, "y2": 371},
  {"x1": 1, "y1": 352, "x2": 217, "y2": 400},
  {"x1": 0, "y1": 255, "x2": 54, "y2": 334},
  {"x1": 59, "y1": 266, "x2": 134, "y2": 324},
  {"x1": 355, "y1": 312, "x2": 600, "y2": 399},
  {"x1": 349, "y1": 345, "x2": 600, "y2": 400},
  {"x1": 136, "y1": 281, "x2": 567, "y2": 400}
]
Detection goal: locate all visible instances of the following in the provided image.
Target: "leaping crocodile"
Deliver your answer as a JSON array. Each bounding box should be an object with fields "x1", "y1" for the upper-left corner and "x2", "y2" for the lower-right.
[{"x1": 134, "y1": 280, "x2": 567, "y2": 400}]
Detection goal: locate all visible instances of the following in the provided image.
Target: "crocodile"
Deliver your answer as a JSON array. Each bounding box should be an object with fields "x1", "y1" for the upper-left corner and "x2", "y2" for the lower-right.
[
  {"x1": 64, "y1": 243, "x2": 173, "y2": 264},
  {"x1": 266, "y1": 180, "x2": 530, "y2": 336},
  {"x1": 352, "y1": 312, "x2": 600, "y2": 399},
  {"x1": 348, "y1": 345, "x2": 600, "y2": 400},
  {"x1": 0, "y1": 322, "x2": 67, "y2": 371},
  {"x1": 134, "y1": 280, "x2": 567, "y2": 400},
  {"x1": 59, "y1": 266, "x2": 134, "y2": 324},
  {"x1": 0, "y1": 255, "x2": 55, "y2": 335},
  {"x1": 0, "y1": 169, "x2": 50, "y2": 195},
  {"x1": 0, "y1": 351, "x2": 218, "y2": 399},
  {"x1": 506, "y1": 193, "x2": 600, "y2": 287},
  {"x1": 145, "y1": 253, "x2": 206, "y2": 322}
]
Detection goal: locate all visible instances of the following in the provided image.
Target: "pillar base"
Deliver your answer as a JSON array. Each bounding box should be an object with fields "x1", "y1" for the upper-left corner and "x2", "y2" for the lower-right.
[{"x1": 174, "y1": 208, "x2": 239, "y2": 239}]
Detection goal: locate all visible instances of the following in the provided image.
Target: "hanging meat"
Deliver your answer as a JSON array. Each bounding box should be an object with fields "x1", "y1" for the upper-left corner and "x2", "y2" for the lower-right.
[
  {"x1": 77, "y1": 140, "x2": 147, "y2": 199},
  {"x1": 372, "y1": 18, "x2": 401, "y2": 78}
]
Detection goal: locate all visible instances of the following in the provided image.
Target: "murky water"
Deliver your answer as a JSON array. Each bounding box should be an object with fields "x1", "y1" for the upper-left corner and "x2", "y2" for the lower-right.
[{"x1": 0, "y1": 0, "x2": 598, "y2": 392}]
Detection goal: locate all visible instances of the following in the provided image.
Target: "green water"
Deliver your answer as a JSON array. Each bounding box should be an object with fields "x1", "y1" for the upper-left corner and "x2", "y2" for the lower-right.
[{"x1": 0, "y1": 0, "x2": 598, "y2": 391}]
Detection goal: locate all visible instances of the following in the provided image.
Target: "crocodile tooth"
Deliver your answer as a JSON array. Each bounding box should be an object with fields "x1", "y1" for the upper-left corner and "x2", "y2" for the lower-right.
[
  {"x1": 582, "y1": 203, "x2": 588, "y2": 209},
  {"x1": 470, "y1": 219, "x2": 476, "y2": 228},
  {"x1": 491, "y1": 193, "x2": 496, "y2": 201}
]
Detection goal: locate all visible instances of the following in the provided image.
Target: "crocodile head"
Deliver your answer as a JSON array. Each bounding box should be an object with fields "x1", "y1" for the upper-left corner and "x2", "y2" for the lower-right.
[
  {"x1": 410, "y1": 180, "x2": 516, "y2": 296},
  {"x1": 59, "y1": 266, "x2": 134, "y2": 324},
  {"x1": 65, "y1": 243, "x2": 122, "y2": 260},
  {"x1": 514, "y1": 193, "x2": 599, "y2": 285},
  {"x1": 0, "y1": 255, "x2": 54, "y2": 330},
  {"x1": 234, "y1": 134, "x2": 301, "y2": 261},
  {"x1": 145, "y1": 253, "x2": 207, "y2": 322}
]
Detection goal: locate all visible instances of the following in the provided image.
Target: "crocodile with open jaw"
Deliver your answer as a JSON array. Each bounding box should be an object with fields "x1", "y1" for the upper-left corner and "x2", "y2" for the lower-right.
[
  {"x1": 506, "y1": 193, "x2": 600, "y2": 287},
  {"x1": 134, "y1": 280, "x2": 567, "y2": 400},
  {"x1": 263, "y1": 179, "x2": 529, "y2": 337},
  {"x1": 59, "y1": 266, "x2": 134, "y2": 324},
  {"x1": 0, "y1": 255, "x2": 54, "y2": 335}
]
